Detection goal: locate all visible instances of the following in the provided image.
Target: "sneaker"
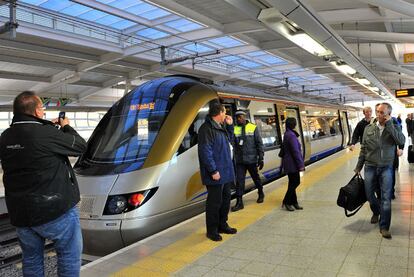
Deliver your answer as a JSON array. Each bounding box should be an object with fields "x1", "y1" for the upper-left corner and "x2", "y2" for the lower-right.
[
  {"x1": 218, "y1": 225, "x2": 237, "y2": 234},
  {"x1": 380, "y1": 229, "x2": 392, "y2": 239},
  {"x1": 206, "y1": 233, "x2": 222, "y2": 241},
  {"x1": 282, "y1": 204, "x2": 294, "y2": 212},
  {"x1": 370, "y1": 214, "x2": 379, "y2": 224}
]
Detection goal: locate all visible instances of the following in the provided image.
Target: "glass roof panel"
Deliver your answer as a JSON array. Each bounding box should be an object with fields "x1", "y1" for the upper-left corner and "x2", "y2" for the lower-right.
[
  {"x1": 259, "y1": 55, "x2": 287, "y2": 65},
  {"x1": 95, "y1": 15, "x2": 123, "y2": 26},
  {"x1": 40, "y1": 0, "x2": 72, "y2": 11},
  {"x1": 208, "y1": 36, "x2": 244, "y2": 48},
  {"x1": 164, "y1": 18, "x2": 203, "y2": 32},
  {"x1": 246, "y1": 51, "x2": 267, "y2": 57},
  {"x1": 60, "y1": 4, "x2": 91, "y2": 16},
  {"x1": 139, "y1": 9, "x2": 170, "y2": 20},
  {"x1": 184, "y1": 44, "x2": 213, "y2": 53},
  {"x1": 306, "y1": 75, "x2": 326, "y2": 81},
  {"x1": 111, "y1": 20, "x2": 137, "y2": 29},
  {"x1": 102, "y1": 0, "x2": 142, "y2": 9},
  {"x1": 220, "y1": 56, "x2": 240, "y2": 62},
  {"x1": 136, "y1": 28, "x2": 169, "y2": 39},
  {"x1": 238, "y1": 60, "x2": 261, "y2": 69},
  {"x1": 21, "y1": 0, "x2": 137, "y2": 30}
]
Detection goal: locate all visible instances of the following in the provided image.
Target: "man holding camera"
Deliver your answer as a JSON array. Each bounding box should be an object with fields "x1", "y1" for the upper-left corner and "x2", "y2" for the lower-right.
[{"x1": 0, "y1": 91, "x2": 87, "y2": 276}]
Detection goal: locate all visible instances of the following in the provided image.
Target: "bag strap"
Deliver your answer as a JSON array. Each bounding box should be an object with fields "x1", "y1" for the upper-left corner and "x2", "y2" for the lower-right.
[{"x1": 344, "y1": 204, "x2": 364, "y2": 217}]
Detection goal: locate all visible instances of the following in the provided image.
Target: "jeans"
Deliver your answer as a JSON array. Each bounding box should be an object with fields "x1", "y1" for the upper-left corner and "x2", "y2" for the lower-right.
[
  {"x1": 205, "y1": 182, "x2": 232, "y2": 235},
  {"x1": 235, "y1": 163, "x2": 263, "y2": 197},
  {"x1": 16, "y1": 207, "x2": 82, "y2": 277},
  {"x1": 283, "y1": 172, "x2": 300, "y2": 205},
  {"x1": 364, "y1": 165, "x2": 393, "y2": 230}
]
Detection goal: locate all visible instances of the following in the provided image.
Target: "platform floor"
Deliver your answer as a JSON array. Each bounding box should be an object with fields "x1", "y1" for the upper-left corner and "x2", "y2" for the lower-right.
[{"x1": 81, "y1": 148, "x2": 414, "y2": 277}]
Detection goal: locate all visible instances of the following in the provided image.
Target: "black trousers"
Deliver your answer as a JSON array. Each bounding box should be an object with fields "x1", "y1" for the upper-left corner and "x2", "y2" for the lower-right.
[
  {"x1": 283, "y1": 172, "x2": 300, "y2": 205},
  {"x1": 235, "y1": 163, "x2": 263, "y2": 197},
  {"x1": 205, "y1": 182, "x2": 232, "y2": 235}
]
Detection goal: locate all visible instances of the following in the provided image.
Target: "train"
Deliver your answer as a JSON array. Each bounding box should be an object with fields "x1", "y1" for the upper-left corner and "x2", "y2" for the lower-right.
[{"x1": 74, "y1": 75, "x2": 361, "y2": 255}]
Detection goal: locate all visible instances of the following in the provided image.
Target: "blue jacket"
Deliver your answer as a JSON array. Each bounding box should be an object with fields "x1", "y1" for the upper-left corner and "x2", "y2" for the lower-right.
[
  {"x1": 198, "y1": 116, "x2": 235, "y2": 186},
  {"x1": 282, "y1": 129, "x2": 304, "y2": 174}
]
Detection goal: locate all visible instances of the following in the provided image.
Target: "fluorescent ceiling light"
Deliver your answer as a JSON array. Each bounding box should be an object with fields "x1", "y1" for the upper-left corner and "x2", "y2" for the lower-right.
[
  {"x1": 289, "y1": 33, "x2": 329, "y2": 56},
  {"x1": 355, "y1": 78, "x2": 370, "y2": 85},
  {"x1": 330, "y1": 62, "x2": 356, "y2": 75},
  {"x1": 370, "y1": 86, "x2": 379, "y2": 92}
]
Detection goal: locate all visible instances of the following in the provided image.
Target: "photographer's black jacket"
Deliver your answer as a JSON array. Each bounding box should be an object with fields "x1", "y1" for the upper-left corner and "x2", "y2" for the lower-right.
[{"x1": 0, "y1": 114, "x2": 87, "y2": 227}]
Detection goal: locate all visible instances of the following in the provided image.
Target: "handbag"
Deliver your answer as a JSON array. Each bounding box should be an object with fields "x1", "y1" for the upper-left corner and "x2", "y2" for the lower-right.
[{"x1": 336, "y1": 173, "x2": 366, "y2": 217}]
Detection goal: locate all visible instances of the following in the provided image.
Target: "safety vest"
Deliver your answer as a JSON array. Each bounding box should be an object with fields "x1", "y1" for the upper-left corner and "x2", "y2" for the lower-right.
[{"x1": 234, "y1": 122, "x2": 256, "y2": 137}]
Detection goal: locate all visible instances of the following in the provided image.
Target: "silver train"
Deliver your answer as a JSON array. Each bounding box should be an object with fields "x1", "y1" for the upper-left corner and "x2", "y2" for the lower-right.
[{"x1": 74, "y1": 76, "x2": 360, "y2": 255}]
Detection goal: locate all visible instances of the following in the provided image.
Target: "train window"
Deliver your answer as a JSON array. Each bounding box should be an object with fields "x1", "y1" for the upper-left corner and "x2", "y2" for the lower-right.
[
  {"x1": 307, "y1": 116, "x2": 340, "y2": 140},
  {"x1": 254, "y1": 115, "x2": 279, "y2": 148},
  {"x1": 177, "y1": 105, "x2": 209, "y2": 155}
]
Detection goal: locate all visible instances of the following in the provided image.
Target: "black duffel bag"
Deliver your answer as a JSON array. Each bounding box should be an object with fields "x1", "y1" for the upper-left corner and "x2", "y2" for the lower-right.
[{"x1": 337, "y1": 173, "x2": 366, "y2": 217}]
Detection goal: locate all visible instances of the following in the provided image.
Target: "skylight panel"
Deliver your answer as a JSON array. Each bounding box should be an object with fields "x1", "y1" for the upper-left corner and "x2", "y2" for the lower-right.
[
  {"x1": 78, "y1": 9, "x2": 108, "y2": 21},
  {"x1": 136, "y1": 28, "x2": 169, "y2": 39},
  {"x1": 139, "y1": 9, "x2": 170, "y2": 20},
  {"x1": 111, "y1": 20, "x2": 136, "y2": 29},
  {"x1": 95, "y1": 15, "x2": 123, "y2": 26},
  {"x1": 20, "y1": 0, "x2": 47, "y2": 5},
  {"x1": 260, "y1": 55, "x2": 287, "y2": 65},
  {"x1": 184, "y1": 44, "x2": 213, "y2": 53},
  {"x1": 208, "y1": 36, "x2": 244, "y2": 48},
  {"x1": 39, "y1": 0, "x2": 72, "y2": 11},
  {"x1": 164, "y1": 18, "x2": 203, "y2": 32},
  {"x1": 60, "y1": 4, "x2": 91, "y2": 16},
  {"x1": 246, "y1": 51, "x2": 267, "y2": 57},
  {"x1": 220, "y1": 56, "x2": 240, "y2": 62},
  {"x1": 103, "y1": 0, "x2": 141, "y2": 9},
  {"x1": 239, "y1": 60, "x2": 261, "y2": 69}
]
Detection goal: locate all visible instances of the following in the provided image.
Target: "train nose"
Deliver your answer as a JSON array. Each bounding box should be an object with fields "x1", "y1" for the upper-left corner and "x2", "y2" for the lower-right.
[{"x1": 77, "y1": 174, "x2": 123, "y2": 255}]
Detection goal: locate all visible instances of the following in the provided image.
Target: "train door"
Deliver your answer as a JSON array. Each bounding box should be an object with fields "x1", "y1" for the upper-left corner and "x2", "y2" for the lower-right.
[
  {"x1": 280, "y1": 106, "x2": 305, "y2": 157},
  {"x1": 339, "y1": 111, "x2": 350, "y2": 147}
]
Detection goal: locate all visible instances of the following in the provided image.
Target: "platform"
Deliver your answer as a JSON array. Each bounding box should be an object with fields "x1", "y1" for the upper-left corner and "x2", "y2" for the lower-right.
[{"x1": 81, "y1": 148, "x2": 414, "y2": 277}]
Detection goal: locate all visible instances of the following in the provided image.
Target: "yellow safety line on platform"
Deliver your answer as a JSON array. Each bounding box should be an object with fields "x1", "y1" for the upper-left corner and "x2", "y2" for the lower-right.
[{"x1": 112, "y1": 150, "x2": 358, "y2": 276}]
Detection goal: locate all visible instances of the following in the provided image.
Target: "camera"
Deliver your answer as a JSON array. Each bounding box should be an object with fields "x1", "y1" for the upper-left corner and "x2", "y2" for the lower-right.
[{"x1": 58, "y1": 111, "x2": 65, "y2": 120}]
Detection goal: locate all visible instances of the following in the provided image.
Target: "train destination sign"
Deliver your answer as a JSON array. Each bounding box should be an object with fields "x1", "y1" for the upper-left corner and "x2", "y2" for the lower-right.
[{"x1": 395, "y1": 89, "x2": 414, "y2": 98}]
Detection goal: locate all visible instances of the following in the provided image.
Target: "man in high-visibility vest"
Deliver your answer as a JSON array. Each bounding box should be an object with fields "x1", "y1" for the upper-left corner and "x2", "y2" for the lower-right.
[{"x1": 231, "y1": 110, "x2": 265, "y2": 212}]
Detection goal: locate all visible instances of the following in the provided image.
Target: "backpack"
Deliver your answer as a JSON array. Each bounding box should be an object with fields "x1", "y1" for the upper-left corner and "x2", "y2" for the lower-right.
[{"x1": 337, "y1": 174, "x2": 366, "y2": 217}]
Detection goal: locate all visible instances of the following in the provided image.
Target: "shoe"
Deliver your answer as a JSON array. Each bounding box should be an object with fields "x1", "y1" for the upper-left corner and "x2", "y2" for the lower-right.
[
  {"x1": 282, "y1": 204, "x2": 294, "y2": 211},
  {"x1": 257, "y1": 192, "x2": 265, "y2": 203},
  {"x1": 219, "y1": 225, "x2": 237, "y2": 234},
  {"x1": 206, "y1": 233, "x2": 222, "y2": 241},
  {"x1": 370, "y1": 214, "x2": 379, "y2": 224},
  {"x1": 231, "y1": 197, "x2": 244, "y2": 212},
  {"x1": 380, "y1": 229, "x2": 392, "y2": 239},
  {"x1": 293, "y1": 203, "x2": 303, "y2": 210}
]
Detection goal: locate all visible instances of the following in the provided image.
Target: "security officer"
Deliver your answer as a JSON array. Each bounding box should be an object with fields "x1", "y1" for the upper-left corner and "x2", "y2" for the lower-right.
[{"x1": 231, "y1": 110, "x2": 265, "y2": 212}]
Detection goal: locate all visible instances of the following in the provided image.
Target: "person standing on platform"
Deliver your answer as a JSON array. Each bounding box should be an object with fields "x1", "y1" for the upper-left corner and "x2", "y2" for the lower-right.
[
  {"x1": 231, "y1": 110, "x2": 265, "y2": 212},
  {"x1": 349, "y1": 106, "x2": 373, "y2": 151},
  {"x1": 0, "y1": 91, "x2": 87, "y2": 276},
  {"x1": 406, "y1": 114, "x2": 413, "y2": 144},
  {"x1": 198, "y1": 100, "x2": 237, "y2": 241},
  {"x1": 281, "y1": 117, "x2": 305, "y2": 211},
  {"x1": 354, "y1": 102, "x2": 405, "y2": 239}
]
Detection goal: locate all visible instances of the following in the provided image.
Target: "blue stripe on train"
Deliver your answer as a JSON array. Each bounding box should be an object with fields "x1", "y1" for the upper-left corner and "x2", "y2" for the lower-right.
[{"x1": 309, "y1": 146, "x2": 343, "y2": 162}]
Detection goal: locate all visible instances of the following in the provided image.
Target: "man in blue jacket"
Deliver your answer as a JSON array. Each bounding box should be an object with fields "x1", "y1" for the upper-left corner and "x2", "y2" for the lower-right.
[{"x1": 198, "y1": 100, "x2": 237, "y2": 241}]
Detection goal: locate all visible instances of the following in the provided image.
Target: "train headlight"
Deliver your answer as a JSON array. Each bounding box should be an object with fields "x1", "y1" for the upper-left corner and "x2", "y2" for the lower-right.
[
  {"x1": 103, "y1": 187, "x2": 158, "y2": 215},
  {"x1": 106, "y1": 195, "x2": 127, "y2": 215}
]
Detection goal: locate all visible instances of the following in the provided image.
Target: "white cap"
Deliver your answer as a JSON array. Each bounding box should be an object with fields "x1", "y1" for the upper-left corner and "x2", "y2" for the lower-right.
[{"x1": 235, "y1": 110, "x2": 246, "y2": 116}]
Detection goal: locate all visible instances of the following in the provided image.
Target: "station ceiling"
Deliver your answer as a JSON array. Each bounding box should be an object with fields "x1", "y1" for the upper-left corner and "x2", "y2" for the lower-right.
[{"x1": 0, "y1": 0, "x2": 413, "y2": 107}]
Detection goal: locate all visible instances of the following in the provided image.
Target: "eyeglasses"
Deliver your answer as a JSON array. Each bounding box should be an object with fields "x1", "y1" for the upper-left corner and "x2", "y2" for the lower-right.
[{"x1": 37, "y1": 106, "x2": 46, "y2": 111}]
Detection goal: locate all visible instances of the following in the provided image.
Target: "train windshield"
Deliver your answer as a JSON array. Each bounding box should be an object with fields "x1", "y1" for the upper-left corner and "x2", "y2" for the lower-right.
[{"x1": 76, "y1": 78, "x2": 191, "y2": 175}]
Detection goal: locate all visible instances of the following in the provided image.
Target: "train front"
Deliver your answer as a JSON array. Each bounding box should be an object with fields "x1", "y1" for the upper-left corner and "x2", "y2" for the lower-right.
[{"x1": 74, "y1": 76, "x2": 217, "y2": 255}]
